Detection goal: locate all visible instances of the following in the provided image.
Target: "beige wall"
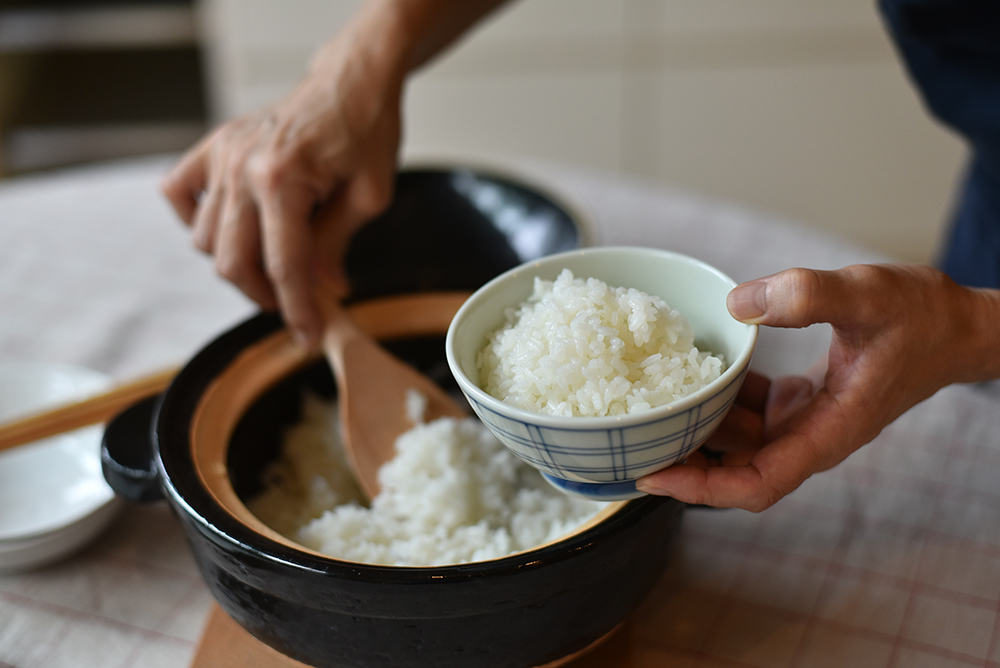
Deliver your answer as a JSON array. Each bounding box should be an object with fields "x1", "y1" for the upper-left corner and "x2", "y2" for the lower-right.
[{"x1": 199, "y1": 0, "x2": 968, "y2": 264}]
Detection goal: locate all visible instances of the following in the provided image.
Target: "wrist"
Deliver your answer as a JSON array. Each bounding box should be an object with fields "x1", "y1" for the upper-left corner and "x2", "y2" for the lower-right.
[
  {"x1": 309, "y1": 3, "x2": 411, "y2": 89},
  {"x1": 959, "y1": 286, "x2": 1000, "y2": 383},
  {"x1": 340, "y1": 0, "x2": 507, "y2": 74},
  {"x1": 939, "y1": 279, "x2": 1000, "y2": 386}
]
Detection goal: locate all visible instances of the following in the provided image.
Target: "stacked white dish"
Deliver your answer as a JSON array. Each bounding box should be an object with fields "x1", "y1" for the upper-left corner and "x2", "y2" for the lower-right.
[{"x1": 0, "y1": 363, "x2": 123, "y2": 572}]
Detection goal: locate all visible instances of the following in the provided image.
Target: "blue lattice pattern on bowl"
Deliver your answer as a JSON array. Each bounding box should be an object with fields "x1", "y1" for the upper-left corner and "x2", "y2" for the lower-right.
[{"x1": 464, "y1": 365, "x2": 748, "y2": 484}]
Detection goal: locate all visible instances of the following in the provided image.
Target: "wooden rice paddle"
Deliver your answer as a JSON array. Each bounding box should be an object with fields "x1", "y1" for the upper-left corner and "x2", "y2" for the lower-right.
[
  {"x1": 0, "y1": 366, "x2": 179, "y2": 453},
  {"x1": 318, "y1": 289, "x2": 467, "y2": 500}
]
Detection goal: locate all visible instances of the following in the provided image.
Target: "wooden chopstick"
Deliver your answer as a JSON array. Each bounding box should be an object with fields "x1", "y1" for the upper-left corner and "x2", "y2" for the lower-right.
[
  {"x1": 0, "y1": 365, "x2": 180, "y2": 453},
  {"x1": 0, "y1": 292, "x2": 474, "y2": 454}
]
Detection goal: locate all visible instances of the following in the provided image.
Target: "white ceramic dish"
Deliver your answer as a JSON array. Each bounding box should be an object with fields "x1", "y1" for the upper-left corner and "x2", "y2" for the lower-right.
[
  {"x1": 0, "y1": 497, "x2": 123, "y2": 571},
  {"x1": 446, "y1": 247, "x2": 758, "y2": 501},
  {"x1": 0, "y1": 362, "x2": 122, "y2": 571}
]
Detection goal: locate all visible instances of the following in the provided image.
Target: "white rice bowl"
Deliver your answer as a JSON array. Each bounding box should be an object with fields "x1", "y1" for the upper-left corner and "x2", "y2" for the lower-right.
[
  {"x1": 477, "y1": 269, "x2": 725, "y2": 417},
  {"x1": 248, "y1": 394, "x2": 605, "y2": 567}
]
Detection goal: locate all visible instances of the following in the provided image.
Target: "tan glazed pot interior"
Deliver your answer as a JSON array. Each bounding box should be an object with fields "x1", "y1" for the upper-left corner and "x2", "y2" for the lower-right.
[{"x1": 188, "y1": 292, "x2": 625, "y2": 560}]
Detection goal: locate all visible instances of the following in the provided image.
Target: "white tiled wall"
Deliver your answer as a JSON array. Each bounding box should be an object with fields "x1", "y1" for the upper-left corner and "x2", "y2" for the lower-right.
[{"x1": 197, "y1": 0, "x2": 967, "y2": 264}]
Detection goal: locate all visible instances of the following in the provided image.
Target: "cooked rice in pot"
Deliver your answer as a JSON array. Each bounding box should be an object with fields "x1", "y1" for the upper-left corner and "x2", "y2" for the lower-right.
[{"x1": 248, "y1": 394, "x2": 605, "y2": 566}]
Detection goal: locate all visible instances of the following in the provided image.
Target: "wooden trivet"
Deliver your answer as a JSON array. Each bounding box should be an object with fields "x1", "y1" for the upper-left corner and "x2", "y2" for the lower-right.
[
  {"x1": 190, "y1": 605, "x2": 308, "y2": 668},
  {"x1": 189, "y1": 603, "x2": 633, "y2": 668}
]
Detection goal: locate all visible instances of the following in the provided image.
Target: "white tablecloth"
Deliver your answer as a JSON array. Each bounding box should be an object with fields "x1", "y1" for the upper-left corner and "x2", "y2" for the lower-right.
[{"x1": 3, "y1": 155, "x2": 1000, "y2": 668}]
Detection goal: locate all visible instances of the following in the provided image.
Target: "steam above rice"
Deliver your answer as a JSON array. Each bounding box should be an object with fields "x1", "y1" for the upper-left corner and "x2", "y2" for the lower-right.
[
  {"x1": 248, "y1": 394, "x2": 605, "y2": 567},
  {"x1": 478, "y1": 269, "x2": 725, "y2": 417}
]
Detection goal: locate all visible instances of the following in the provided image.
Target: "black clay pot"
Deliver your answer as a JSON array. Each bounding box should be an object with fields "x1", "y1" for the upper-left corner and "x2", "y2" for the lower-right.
[
  {"x1": 343, "y1": 164, "x2": 589, "y2": 300},
  {"x1": 102, "y1": 166, "x2": 684, "y2": 668}
]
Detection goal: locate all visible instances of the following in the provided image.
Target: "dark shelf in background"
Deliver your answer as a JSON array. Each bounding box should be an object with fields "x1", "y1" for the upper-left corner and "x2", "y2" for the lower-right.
[{"x1": 0, "y1": 0, "x2": 207, "y2": 174}]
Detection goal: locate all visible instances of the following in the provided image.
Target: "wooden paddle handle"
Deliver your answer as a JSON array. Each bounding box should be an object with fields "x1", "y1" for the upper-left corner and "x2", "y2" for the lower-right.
[
  {"x1": 0, "y1": 366, "x2": 179, "y2": 453},
  {"x1": 348, "y1": 291, "x2": 471, "y2": 339}
]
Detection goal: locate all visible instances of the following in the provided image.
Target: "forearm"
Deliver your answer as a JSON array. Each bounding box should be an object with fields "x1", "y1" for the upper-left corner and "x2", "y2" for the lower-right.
[
  {"x1": 311, "y1": 0, "x2": 512, "y2": 85},
  {"x1": 388, "y1": 0, "x2": 514, "y2": 71}
]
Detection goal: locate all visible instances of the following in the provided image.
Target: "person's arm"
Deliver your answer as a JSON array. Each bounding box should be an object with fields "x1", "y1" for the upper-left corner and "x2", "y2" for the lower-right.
[
  {"x1": 161, "y1": 0, "x2": 512, "y2": 348},
  {"x1": 637, "y1": 263, "x2": 1000, "y2": 511}
]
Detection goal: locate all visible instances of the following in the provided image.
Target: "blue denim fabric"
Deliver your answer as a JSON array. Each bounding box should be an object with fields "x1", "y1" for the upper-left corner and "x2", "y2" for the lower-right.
[{"x1": 880, "y1": 0, "x2": 1000, "y2": 287}]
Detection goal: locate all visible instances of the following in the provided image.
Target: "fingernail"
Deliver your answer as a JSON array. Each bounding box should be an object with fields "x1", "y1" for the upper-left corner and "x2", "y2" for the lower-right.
[
  {"x1": 728, "y1": 280, "x2": 768, "y2": 323},
  {"x1": 635, "y1": 478, "x2": 669, "y2": 496}
]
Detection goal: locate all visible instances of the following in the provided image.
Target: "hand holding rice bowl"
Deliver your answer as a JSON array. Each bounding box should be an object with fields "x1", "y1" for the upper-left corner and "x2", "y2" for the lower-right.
[{"x1": 446, "y1": 247, "x2": 758, "y2": 501}]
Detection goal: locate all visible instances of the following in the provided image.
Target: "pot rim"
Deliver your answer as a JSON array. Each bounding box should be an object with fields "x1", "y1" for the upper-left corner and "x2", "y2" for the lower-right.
[{"x1": 154, "y1": 305, "x2": 677, "y2": 583}]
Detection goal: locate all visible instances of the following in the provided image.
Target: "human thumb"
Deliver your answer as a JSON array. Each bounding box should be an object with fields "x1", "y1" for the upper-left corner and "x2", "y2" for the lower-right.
[
  {"x1": 727, "y1": 278, "x2": 769, "y2": 323},
  {"x1": 727, "y1": 267, "x2": 860, "y2": 329}
]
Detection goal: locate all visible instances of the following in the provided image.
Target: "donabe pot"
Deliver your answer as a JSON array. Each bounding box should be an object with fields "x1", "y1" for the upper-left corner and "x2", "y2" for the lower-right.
[
  {"x1": 102, "y1": 166, "x2": 684, "y2": 667},
  {"x1": 105, "y1": 304, "x2": 683, "y2": 668}
]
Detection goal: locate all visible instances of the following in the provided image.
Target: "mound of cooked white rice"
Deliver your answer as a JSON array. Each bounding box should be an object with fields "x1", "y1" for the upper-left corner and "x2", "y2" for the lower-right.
[
  {"x1": 477, "y1": 269, "x2": 725, "y2": 417},
  {"x1": 248, "y1": 393, "x2": 605, "y2": 567}
]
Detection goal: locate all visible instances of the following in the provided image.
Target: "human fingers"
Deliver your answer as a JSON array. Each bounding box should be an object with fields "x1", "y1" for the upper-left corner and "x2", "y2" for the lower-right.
[
  {"x1": 214, "y1": 186, "x2": 279, "y2": 312},
  {"x1": 635, "y1": 454, "x2": 780, "y2": 511},
  {"x1": 638, "y1": 382, "x2": 851, "y2": 511},
  {"x1": 254, "y1": 176, "x2": 324, "y2": 349},
  {"x1": 694, "y1": 370, "x2": 770, "y2": 464},
  {"x1": 190, "y1": 182, "x2": 224, "y2": 255},
  {"x1": 636, "y1": 417, "x2": 830, "y2": 511},
  {"x1": 762, "y1": 375, "x2": 815, "y2": 442},
  {"x1": 734, "y1": 369, "x2": 771, "y2": 413},
  {"x1": 313, "y1": 164, "x2": 397, "y2": 297},
  {"x1": 649, "y1": 264, "x2": 997, "y2": 511},
  {"x1": 310, "y1": 193, "x2": 360, "y2": 301},
  {"x1": 703, "y1": 404, "x2": 763, "y2": 453},
  {"x1": 161, "y1": 140, "x2": 210, "y2": 226},
  {"x1": 700, "y1": 372, "x2": 816, "y2": 462},
  {"x1": 731, "y1": 265, "x2": 969, "y2": 426}
]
